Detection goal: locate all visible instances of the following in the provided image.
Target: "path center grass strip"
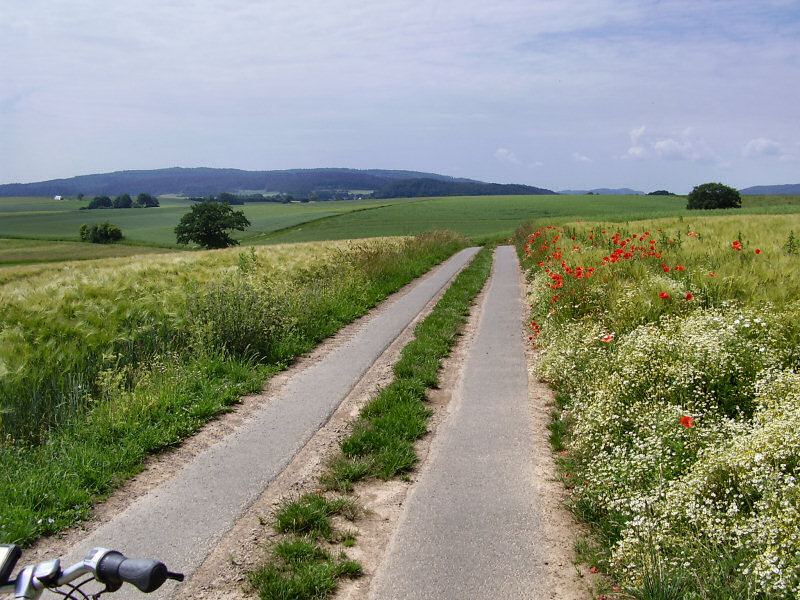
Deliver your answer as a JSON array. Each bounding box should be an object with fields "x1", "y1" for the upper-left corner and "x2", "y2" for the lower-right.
[{"x1": 249, "y1": 245, "x2": 493, "y2": 600}]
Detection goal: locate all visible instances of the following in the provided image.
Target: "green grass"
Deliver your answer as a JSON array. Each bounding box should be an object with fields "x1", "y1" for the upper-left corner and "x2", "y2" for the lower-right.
[
  {"x1": 4, "y1": 194, "x2": 800, "y2": 259},
  {"x1": 0, "y1": 238, "x2": 171, "y2": 266},
  {"x1": 250, "y1": 245, "x2": 493, "y2": 600},
  {"x1": 0, "y1": 233, "x2": 467, "y2": 545},
  {"x1": 322, "y1": 245, "x2": 493, "y2": 491},
  {"x1": 0, "y1": 196, "x2": 415, "y2": 249},
  {"x1": 249, "y1": 537, "x2": 362, "y2": 600}
]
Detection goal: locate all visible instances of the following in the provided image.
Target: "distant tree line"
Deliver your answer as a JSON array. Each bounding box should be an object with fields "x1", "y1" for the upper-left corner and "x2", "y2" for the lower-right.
[
  {"x1": 648, "y1": 190, "x2": 677, "y2": 196},
  {"x1": 372, "y1": 178, "x2": 554, "y2": 198},
  {"x1": 187, "y1": 190, "x2": 364, "y2": 205},
  {"x1": 83, "y1": 193, "x2": 159, "y2": 209}
]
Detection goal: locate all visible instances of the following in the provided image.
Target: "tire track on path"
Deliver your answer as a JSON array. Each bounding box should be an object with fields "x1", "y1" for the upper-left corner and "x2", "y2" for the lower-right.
[
  {"x1": 368, "y1": 246, "x2": 587, "y2": 600},
  {"x1": 44, "y1": 246, "x2": 480, "y2": 600}
]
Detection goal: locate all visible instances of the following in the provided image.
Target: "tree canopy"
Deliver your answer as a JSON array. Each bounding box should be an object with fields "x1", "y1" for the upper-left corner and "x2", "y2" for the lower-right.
[
  {"x1": 79, "y1": 222, "x2": 123, "y2": 243},
  {"x1": 174, "y1": 201, "x2": 251, "y2": 249},
  {"x1": 686, "y1": 182, "x2": 741, "y2": 210}
]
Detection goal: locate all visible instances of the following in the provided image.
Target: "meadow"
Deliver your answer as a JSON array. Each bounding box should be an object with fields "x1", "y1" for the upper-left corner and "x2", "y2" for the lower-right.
[
  {"x1": 0, "y1": 232, "x2": 467, "y2": 545},
  {"x1": 4, "y1": 190, "x2": 800, "y2": 595},
  {"x1": 3, "y1": 194, "x2": 800, "y2": 261},
  {"x1": 513, "y1": 213, "x2": 800, "y2": 599}
]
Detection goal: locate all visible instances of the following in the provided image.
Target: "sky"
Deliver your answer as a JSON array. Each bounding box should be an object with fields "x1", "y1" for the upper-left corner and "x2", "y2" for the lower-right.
[{"x1": 1, "y1": 0, "x2": 799, "y2": 194}]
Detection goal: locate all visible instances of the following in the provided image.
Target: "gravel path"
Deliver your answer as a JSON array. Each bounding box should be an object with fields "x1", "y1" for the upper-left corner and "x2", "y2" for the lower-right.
[
  {"x1": 54, "y1": 247, "x2": 480, "y2": 600},
  {"x1": 369, "y1": 245, "x2": 550, "y2": 599}
]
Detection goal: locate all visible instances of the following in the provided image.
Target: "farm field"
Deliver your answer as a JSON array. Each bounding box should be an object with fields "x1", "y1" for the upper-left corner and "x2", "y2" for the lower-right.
[
  {"x1": 514, "y1": 212, "x2": 800, "y2": 598},
  {"x1": 3, "y1": 194, "x2": 800, "y2": 258},
  {"x1": 0, "y1": 232, "x2": 467, "y2": 545},
  {"x1": 3, "y1": 191, "x2": 800, "y2": 596},
  {"x1": 258, "y1": 194, "x2": 800, "y2": 245},
  {"x1": 0, "y1": 196, "x2": 415, "y2": 249}
]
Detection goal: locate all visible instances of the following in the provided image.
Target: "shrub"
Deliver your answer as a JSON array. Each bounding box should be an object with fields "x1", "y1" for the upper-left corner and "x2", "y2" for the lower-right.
[
  {"x1": 687, "y1": 182, "x2": 741, "y2": 210},
  {"x1": 79, "y1": 222, "x2": 123, "y2": 243}
]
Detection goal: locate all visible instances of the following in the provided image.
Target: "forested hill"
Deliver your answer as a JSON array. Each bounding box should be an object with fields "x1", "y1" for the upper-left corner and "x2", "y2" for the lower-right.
[
  {"x1": 373, "y1": 178, "x2": 555, "y2": 198},
  {"x1": 739, "y1": 183, "x2": 800, "y2": 195},
  {"x1": 0, "y1": 167, "x2": 485, "y2": 197}
]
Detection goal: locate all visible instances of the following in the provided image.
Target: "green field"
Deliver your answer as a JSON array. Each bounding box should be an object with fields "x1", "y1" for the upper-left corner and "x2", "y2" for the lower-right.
[
  {"x1": 0, "y1": 196, "x2": 409, "y2": 250},
  {"x1": 3, "y1": 194, "x2": 800, "y2": 263}
]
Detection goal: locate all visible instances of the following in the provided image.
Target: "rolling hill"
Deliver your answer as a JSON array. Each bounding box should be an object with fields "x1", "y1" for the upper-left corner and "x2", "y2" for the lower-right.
[{"x1": 0, "y1": 168, "x2": 483, "y2": 198}]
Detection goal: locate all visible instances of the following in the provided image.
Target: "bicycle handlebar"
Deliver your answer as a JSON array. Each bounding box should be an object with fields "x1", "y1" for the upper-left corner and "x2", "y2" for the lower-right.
[
  {"x1": 1, "y1": 547, "x2": 183, "y2": 600},
  {"x1": 95, "y1": 550, "x2": 181, "y2": 593}
]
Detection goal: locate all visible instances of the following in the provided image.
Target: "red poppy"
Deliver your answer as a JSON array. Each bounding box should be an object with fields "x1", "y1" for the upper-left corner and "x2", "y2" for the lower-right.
[
  {"x1": 755, "y1": 248, "x2": 761, "y2": 254},
  {"x1": 680, "y1": 415, "x2": 695, "y2": 428},
  {"x1": 659, "y1": 292, "x2": 671, "y2": 299},
  {"x1": 601, "y1": 334, "x2": 614, "y2": 343},
  {"x1": 685, "y1": 293, "x2": 694, "y2": 300}
]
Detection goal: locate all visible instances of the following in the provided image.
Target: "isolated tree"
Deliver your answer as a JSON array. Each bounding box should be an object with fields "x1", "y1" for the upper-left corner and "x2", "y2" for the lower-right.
[
  {"x1": 79, "y1": 222, "x2": 123, "y2": 243},
  {"x1": 686, "y1": 182, "x2": 741, "y2": 210},
  {"x1": 112, "y1": 193, "x2": 132, "y2": 208},
  {"x1": 175, "y1": 201, "x2": 250, "y2": 249}
]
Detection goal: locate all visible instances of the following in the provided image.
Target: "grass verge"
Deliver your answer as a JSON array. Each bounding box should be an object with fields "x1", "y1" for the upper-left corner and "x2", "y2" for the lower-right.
[
  {"x1": 0, "y1": 233, "x2": 467, "y2": 545},
  {"x1": 249, "y1": 245, "x2": 493, "y2": 600}
]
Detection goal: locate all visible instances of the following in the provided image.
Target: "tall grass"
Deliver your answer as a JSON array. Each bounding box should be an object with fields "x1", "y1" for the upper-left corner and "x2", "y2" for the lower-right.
[
  {"x1": 514, "y1": 214, "x2": 800, "y2": 598},
  {"x1": 0, "y1": 232, "x2": 466, "y2": 545}
]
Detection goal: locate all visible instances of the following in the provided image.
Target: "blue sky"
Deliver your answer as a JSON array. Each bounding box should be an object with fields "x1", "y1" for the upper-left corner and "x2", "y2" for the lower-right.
[{"x1": 1, "y1": 0, "x2": 798, "y2": 193}]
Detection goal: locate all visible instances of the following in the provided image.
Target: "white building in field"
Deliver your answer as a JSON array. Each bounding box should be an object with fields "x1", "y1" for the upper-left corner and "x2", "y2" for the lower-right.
[{"x1": 53, "y1": 195, "x2": 63, "y2": 200}]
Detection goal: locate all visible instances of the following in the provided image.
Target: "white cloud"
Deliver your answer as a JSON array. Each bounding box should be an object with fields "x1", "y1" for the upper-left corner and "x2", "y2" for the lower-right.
[
  {"x1": 741, "y1": 137, "x2": 796, "y2": 162},
  {"x1": 572, "y1": 152, "x2": 593, "y2": 163},
  {"x1": 495, "y1": 147, "x2": 521, "y2": 165},
  {"x1": 622, "y1": 126, "x2": 720, "y2": 164}
]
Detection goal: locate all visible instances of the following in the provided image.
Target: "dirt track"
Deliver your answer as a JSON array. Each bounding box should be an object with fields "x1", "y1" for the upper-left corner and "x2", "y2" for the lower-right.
[{"x1": 27, "y1": 247, "x2": 591, "y2": 600}]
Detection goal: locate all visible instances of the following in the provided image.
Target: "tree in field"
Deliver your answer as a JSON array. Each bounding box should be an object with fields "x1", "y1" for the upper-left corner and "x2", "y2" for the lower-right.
[
  {"x1": 686, "y1": 182, "x2": 741, "y2": 210},
  {"x1": 175, "y1": 202, "x2": 250, "y2": 249},
  {"x1": 79, "y1": 222, "x2": 123, "y2": 243}
]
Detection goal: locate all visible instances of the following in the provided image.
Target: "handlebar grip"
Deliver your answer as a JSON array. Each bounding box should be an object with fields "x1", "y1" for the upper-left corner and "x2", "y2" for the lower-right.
[{"x1": 96, "y1": 552, "x2": 170, "y2": 593}]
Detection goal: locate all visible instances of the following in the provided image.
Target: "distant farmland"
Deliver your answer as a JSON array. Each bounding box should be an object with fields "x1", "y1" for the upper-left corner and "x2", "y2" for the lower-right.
[{"x1": 2, "y1": 194, "x2": 800, "y2": 264}]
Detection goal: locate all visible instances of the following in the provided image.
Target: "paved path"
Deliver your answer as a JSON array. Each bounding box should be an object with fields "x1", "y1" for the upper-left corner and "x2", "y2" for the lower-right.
[
  {"x1": 369, "y1": 245, "x2": 547, "y2": 599},
  {"x1": 58, "y1": 247, "x2": 480, "y2": 599}
]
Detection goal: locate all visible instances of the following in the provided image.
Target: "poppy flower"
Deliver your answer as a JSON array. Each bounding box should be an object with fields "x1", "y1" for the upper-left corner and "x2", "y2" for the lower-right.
[
  {"x1": 685, "y1": 293, "x2": 694, "y2": 300},
  {"x1": 659, "y1": 292, "x2": 671, "y2": 299},
  {"x1": 601, "y1": 334, "x2": 614, "y2": 343},
  {"x1": 755, "y1": 248, "x2": 761, "y2": 254},
  {"x1": 680, "y1": 415, "x2": 695, "y2": 428}
]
